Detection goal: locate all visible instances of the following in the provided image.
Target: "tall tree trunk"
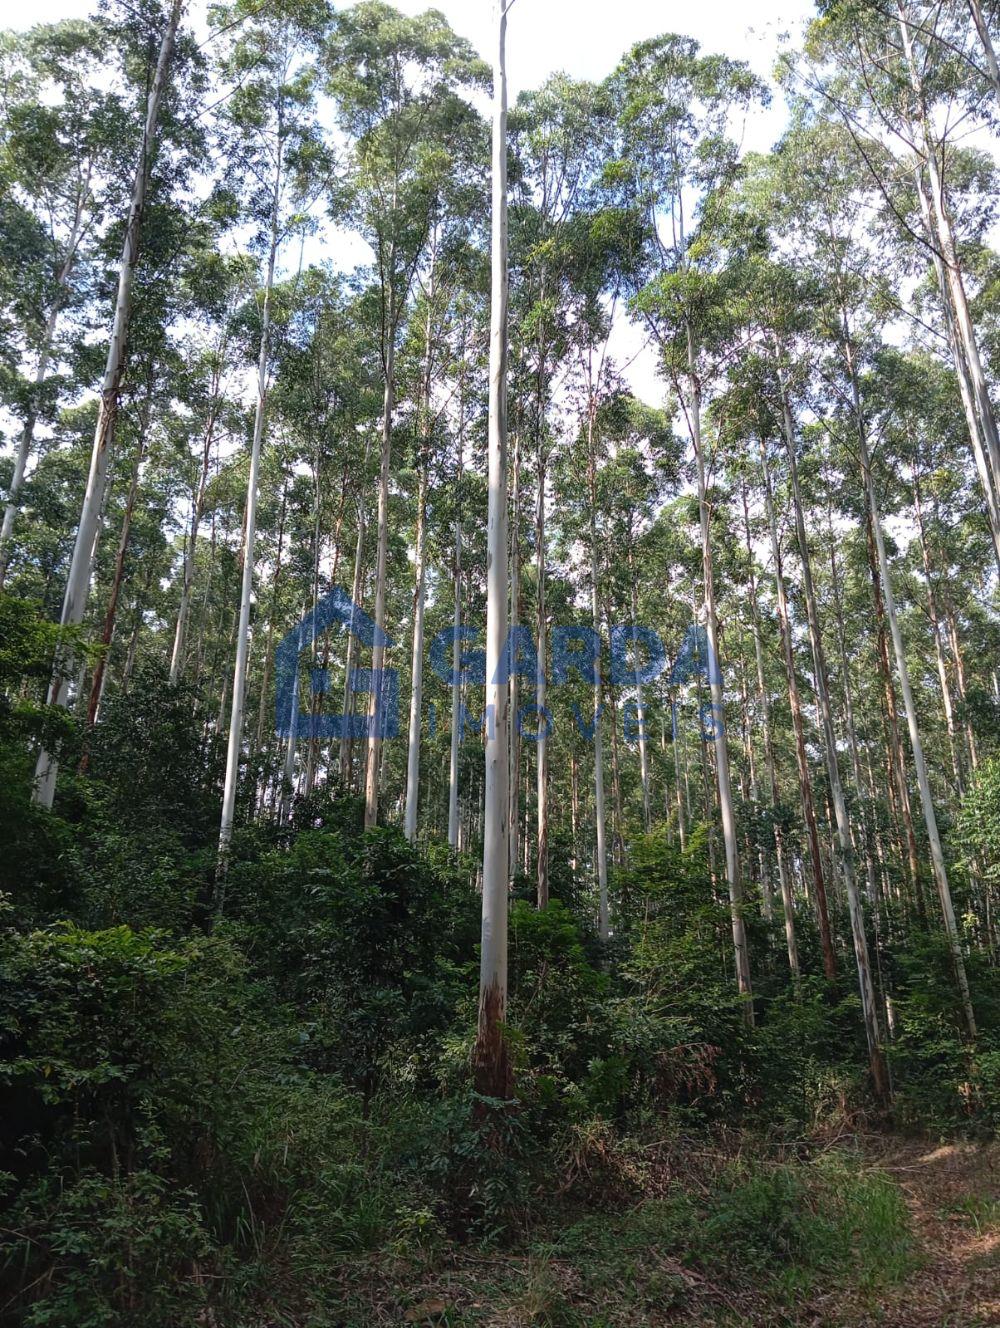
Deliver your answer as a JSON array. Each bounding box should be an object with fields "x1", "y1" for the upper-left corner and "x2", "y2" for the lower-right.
[
  {"x1": 912, "y1": 169, "x2": 1000, "y2": 574},
  {"x1": 405, "y1": 250, "x2": 437, "y2": 840},
  {"x1": 340, "y1": 493, "x2": 367, "y2": 784},
  {"x1": 898, "y1": 5, "x2": 1000, "y2": 503},
  {"x1": 741, "y1": 482, "x2": 798, "y2": 977},
  {"x1": 448, "y1": 363, "x2": 465, "y2": 850},
  {"x1": 689, "y1": 341, "x2": 752, "y2": 1019},
  {"x1": 253, "y1": 477, "x2": 289, "y2": 774},
  {"x1": 761, "y1": 435, "x2": 836, "y2": 981},
  {"x1": 81, "y1": 376, "x2": 154, "y2": 749},
  {"x1": 944, "y1": 599, "x2": 979, "y2": 772},
  {"x1": 864, "y1": 513, "x2": 924, "y2": 914},
  {"x1": 473, "y1": 0, "x2": 512, "y2": 1100},
  {"x1": 404, "y1": 456, "x2": 429, "y2": 840},
  {"x1": 365, "y1": 324, "x2": 394, "y2": 828},
  {"x1": 0, "y1": 179, "x2": 89, "y2": 585},
  {"x1": 845, "y1": 311, "x2": 977, "y2": 1037},
  {"x1": 587, "y1": 401, "x2": 609, "y2": 942},
  {"x1": 629, "y1": 541, "x2": 651, "y2": 830},
  {"x1": 913, "y1": 472, "x2": 963, "y2": 795},
  {"x1": 827, "y1": 496, "x2": 886, "y2": 928},
  {"x1": 966, "y1": 0, "x2": 1000, "y2": 109},
  {"x1": 217, "y1": 126, "x2": 281, "y2": 884},
  {"x1": 33, "y1": 0, "x2": 182, "y2": 809},
  {"x1": 779, "y1": 380, "x2": 888, "y2": 1100},
  {"x1": 535, "y1": 447, "x2": 549, "y2": 907},
  {"x1": 170, "y1": 347, "x2": 226, "y2": 683},
  {"x1": 509, "y1": 429, "x2": 522, "y2": 877},
  {"x1": 671, "y1": 697, "x2": 688, "y2": 852}
]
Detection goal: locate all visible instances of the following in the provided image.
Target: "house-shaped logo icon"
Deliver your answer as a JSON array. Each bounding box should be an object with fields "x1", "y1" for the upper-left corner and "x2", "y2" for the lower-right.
[{"x1": 274, "y1": 587, "x2": 397, "y2": 741}]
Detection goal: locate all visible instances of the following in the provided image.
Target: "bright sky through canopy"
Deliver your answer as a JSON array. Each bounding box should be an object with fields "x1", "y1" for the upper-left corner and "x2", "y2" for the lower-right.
[{"x1": 6, "y1": 0, "x2": 815, "y2": 402}]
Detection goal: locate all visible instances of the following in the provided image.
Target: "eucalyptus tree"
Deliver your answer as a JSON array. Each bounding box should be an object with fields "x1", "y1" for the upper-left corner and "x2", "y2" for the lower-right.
[
  {"x1": 761, "y1": 114, "x2": 978, "y2": 1036},
  {"x1": 214, "y1": 0, "x2": 333, "y2": 877},
  {"x1": 33, "y1": 0, "x2": 189, "y2": 810},
  {"x1": 598, "y1": 400, "x2": 676, "y2": 831},
  {"x1": 508, "y1": 74, "x2": 612, "y2": 903},
  {"x1": 611, "y1": 34, "x2": 765, "y2": 1015},
  {"x1": 0, "y1": 19, "x2": 128, "y2": 584},
  {"x1": 800, "y1": 3, "x2": 1000, "y2": 569},
  {"x1": 473, "y1": 0, "x2": 512, "y2": 1103},
  {"x1": 326, "y1": 1, "x2": 487, "y2": 830},
  {"x1": 169, "y1": 251, "x2": 255, "y2": 686}
]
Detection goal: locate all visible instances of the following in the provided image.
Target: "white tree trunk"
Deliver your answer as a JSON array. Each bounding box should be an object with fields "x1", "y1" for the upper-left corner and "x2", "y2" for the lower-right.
[
  {"x1": 967, "y1": 0, "x2": 1000, "y2": 107},
  {"x1": 536, "y1": 452, "x2": 549, "y2": 907},
  {"x1": 689, "y1": 349, "x2": 752, "y2": 1019},
  {"x1": 780, "y1": 378, "x2": 888, "y2": 1099},
  {"x1": 217, "y1": 142, "x2": 281, "y2": 879},
  {"x1": 404, "y1": 256, "x2": 438, "y2": 840},
  {"x1": 629, "y1": 545, "x2": 651, "y2": 830},
  {"x1": 170, "y1": 363, "x2": 223, "y2": 683},
  {"x1": 857, "y1": 423, "x2": 977, "y2": 1038},
  {"x1": 33, "y1": 0, "x2": 182, "y2": 809},
  {"x1": 0, "y1": 176, "x2": 90, "y2": 586},
  {"x1": 448, "y1": 370, "x2": 465, "y2": 849},
  {"x1": 364, "y1": 340, "x2": 394, "y2": 828},
  {"x1": 404, "y1": 458, "x2": 428, "y2": 840},
  {"x1": 912, "y1": 169, "x2": 1000, "y2": 573},
  {"x1": 898, "y1": 5, "x2": 1000, "y2": 504},
  {"x1": 587, "y1": 406, "x2": 609, "y2": 942},
  {"x1": 473, "y1": 0, "x2": 512, "y2": 1099},
  {"x1": 508, "y1": 430, "x2": 521, "y2": 877},
  {"x1": 742, "y1": 487, "x2": 798, "y2": 977}
]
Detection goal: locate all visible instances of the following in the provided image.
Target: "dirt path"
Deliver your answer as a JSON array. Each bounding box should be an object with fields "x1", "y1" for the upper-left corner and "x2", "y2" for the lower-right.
[{"x1": 835, "y1": 1138, "x2": 1000, "y2": 1327}]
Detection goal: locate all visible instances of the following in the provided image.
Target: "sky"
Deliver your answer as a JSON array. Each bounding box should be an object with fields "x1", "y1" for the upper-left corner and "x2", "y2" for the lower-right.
[{"x1": 5, "y1": 0, "x2": 818, "y2": 406}]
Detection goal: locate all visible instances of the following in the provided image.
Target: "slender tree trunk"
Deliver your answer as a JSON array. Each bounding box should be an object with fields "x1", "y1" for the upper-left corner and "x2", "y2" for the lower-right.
[
  {"x1": 761, "y1": 435, "x2": 836, "y2": 981},
  {"x1": 629, "y1": 541, "x2": 651, "y2": 830},
  {"x1": 217, "y1": 127, "x2": 281, "y2": 884},
  {"x1": 365, "y1": 324, "x2": 394, "y2": 829},
  {"x1": 671, "y1": 698, "x2": 688, "y2": 852},
  {"x1": 779, "y1": 379, "x2": 888, "y2": 1100},
  {"x1": 912, "y1": 170, "x2": 1000, "y2": 574},
  {"x1": 404, "y1": 456, "x2": 429, "y2": 840},
  {"x1": 171, "y1": 353, "x2": 225, "y2": 682},
  {"x1": 913, "y1": 473, "x2": 963, "y2": 795},
  {"x1": 473, "y1": 0, "x2": 512, "y2": 1100},
  {"x1": 448, "y1": 368, "x2": 465, "y2": 850},
  {"x1": 0, "y1": 174, "x2": 90, "y2": 585},
  {"x1": 827, "y1": 498, "x2": 886, "y2": 927},
  {"x1": 606, "y1": 620, "x2": 625, "y2": 866},
  {"x1": 81, "y1": 378, "x2": 154, "y2": 747},
  {"x1": 899, "y1": 5, "x2": 1000, "y2": 503},
  {"x1": 845, "y1": 310, "x2": 978, "y2": 1037},
  {"x1": 587, "y1": 402, "x2": 609, "y2": 942},
  {"x1": 689, "y1": 343, "x2": 752, "y2": 1018},
  {"x1": 33, "y1": 0, "x2": 182, "y2": 809},
  {"x1": 966, "y1": 0, "x2": 1000, "y2": 112},
  {"x1": 253, "y1": 477, "x2": 288, "y2": 772},
  {"x1": 509, "y1": 429, "x2": 522, "y2": 877},
  {"x1": 340, "y1": 491, "x2": 367, "y2": 784},
  {"x1": 742, "y1": 482, "x2": 798, "y2": 977},
  {"x1": 535, "y1": 447, "x2": 549, "y2": 907},
  {"x1": 944, "y1": 599, "x2": 979, "y2": 771},
  {"x1": 405, "y1": 250, "x2": 437, "y2": 840}
]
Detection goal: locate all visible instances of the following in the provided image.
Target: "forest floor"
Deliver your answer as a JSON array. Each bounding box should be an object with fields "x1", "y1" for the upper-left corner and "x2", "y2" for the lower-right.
[
  {"x1": 308, "y1": 1135, "x2": 1000, "y2": 1328},
  {"x1": 833, "y1": 1136, "x2": 1000, "y2": 1328}
]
